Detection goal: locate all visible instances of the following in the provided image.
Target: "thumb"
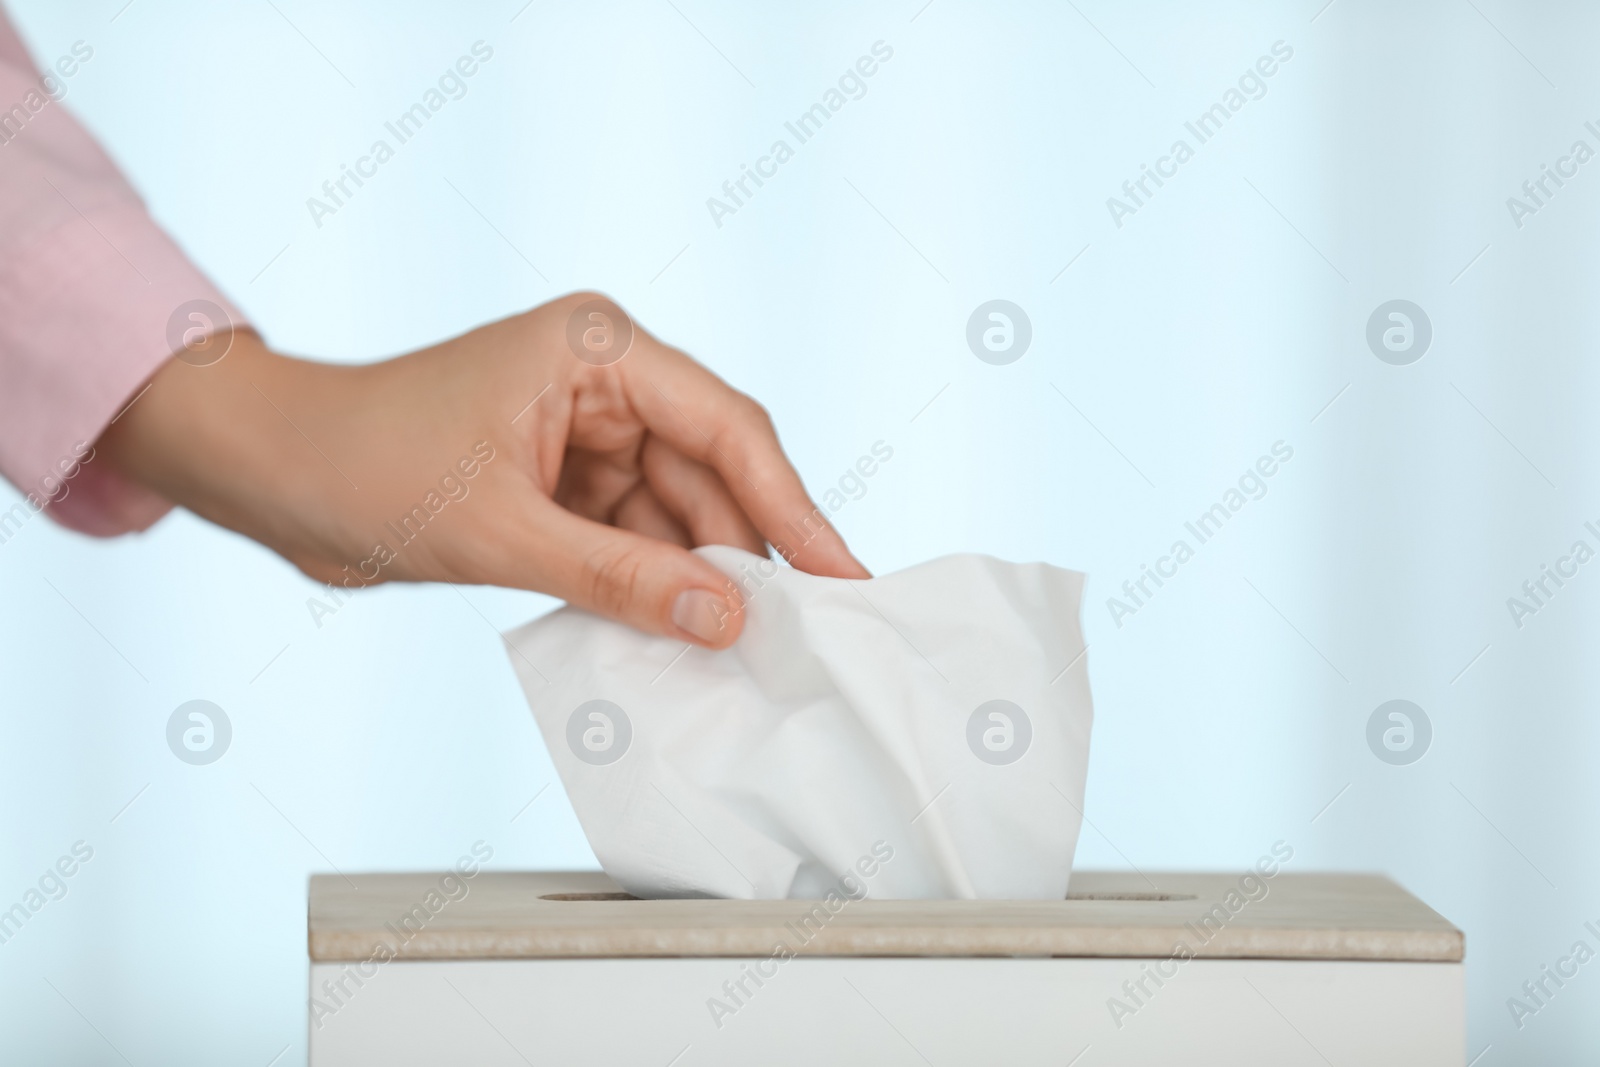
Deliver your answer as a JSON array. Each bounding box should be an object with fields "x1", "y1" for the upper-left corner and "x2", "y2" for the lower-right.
[{"x1": 527, "y1": 501, "x2": 746, "y2": 649}]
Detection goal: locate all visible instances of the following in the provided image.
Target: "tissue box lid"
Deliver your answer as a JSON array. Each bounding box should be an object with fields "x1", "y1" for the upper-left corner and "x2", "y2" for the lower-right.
[{"x1": 307, "y1": 871, "x2": 1462, "y2": 963}]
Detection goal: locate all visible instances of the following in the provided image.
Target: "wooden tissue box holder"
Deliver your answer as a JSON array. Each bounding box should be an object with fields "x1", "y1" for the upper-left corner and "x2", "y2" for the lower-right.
[{"x1": 308, "y1": 870, "x2": 1463, "y2": 1066}]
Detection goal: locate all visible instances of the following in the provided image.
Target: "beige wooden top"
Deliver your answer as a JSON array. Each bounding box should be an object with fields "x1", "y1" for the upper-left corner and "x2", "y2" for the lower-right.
[{"x1": 308, "y1": 870, "x2": 1462, "y2": 963}]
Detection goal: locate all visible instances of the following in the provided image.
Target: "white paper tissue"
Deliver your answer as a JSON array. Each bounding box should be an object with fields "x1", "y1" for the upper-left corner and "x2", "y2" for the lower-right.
[{"x1": 503, "y1": 546, "x2": 1092, "y2": 900}]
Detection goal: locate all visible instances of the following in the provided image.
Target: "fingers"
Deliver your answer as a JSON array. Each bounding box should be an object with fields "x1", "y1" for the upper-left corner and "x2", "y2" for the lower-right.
[
  {"x1": 525, "y1": 497, "x2": 746, "y2": 649},
  {"x1": 620, "y1": 339, "x2": 871, "y2": 579},
  {"x1": 640, "y1": 436, "x2": 765, "y2": 555},
  {"x1": 612, "y1": 481, "x2": 692, "y2": 548},
  {"x1": 554, "y1": 445, "x2": 647, "y2": 524}
]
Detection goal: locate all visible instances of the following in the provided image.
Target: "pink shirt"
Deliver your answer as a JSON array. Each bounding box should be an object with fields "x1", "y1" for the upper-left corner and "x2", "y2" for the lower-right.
[{"x1": 0, "y1": 11, "x2": 240, "y2": 535}]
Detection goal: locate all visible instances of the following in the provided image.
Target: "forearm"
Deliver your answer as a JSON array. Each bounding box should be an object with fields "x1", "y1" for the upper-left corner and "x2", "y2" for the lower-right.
[
  {"x1": 0, "y1": 10, "x2": 242, "y2": 536},
  {"x1": 97, "y1": 332, "x2": 373, "y2": 577}
]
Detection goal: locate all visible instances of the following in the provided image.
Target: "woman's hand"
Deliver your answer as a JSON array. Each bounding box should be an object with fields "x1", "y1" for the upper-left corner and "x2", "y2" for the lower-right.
[{"x1": 96, "y1": 292, "x2": 868, "y2": 648}]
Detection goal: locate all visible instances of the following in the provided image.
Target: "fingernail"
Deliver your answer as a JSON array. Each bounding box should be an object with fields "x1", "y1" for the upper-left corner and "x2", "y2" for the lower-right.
[{"x1": 672, "y1": 588, "x2": 733, "y2": 646}]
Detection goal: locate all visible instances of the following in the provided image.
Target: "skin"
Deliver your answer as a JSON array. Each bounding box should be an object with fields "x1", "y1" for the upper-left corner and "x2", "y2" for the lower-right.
[{"x1": 96, "y1": 292, "x2": 869, "y2": 648}]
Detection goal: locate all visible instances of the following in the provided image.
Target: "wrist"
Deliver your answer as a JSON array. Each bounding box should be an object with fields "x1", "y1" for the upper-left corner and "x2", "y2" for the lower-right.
[{"x1": 97, "y1": 332, "x2": 359, "y2": 556}]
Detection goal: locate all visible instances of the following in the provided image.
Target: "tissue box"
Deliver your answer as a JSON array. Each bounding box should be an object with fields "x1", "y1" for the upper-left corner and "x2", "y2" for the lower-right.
[{"x1": 307, "y1": 871, "x2": 1463, "y2": 1066}]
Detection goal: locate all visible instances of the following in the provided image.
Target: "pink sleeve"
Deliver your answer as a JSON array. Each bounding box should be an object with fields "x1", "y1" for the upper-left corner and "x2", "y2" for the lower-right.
[{"x1": 0, "y1": 13, "x2": 243, "y2": 536}]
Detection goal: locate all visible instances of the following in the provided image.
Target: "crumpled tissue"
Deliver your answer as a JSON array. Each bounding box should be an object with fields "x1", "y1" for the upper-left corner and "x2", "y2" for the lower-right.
[{"x1": 503, "y1": 545, "x2": 1092, "y2": 900}]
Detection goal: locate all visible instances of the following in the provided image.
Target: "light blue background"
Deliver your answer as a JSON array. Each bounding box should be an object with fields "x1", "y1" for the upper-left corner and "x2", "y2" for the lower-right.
[{"x1": 1, "y1": 0, "x2": 1596, "y2": 1062}]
